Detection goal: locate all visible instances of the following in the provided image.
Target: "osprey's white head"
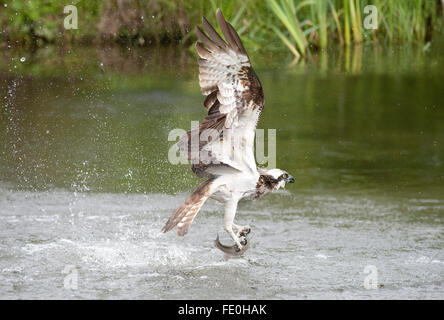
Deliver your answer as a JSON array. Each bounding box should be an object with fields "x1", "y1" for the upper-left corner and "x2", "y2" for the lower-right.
[{"x1": 261, "y1": 168, "x2": 295, "y2": 190}]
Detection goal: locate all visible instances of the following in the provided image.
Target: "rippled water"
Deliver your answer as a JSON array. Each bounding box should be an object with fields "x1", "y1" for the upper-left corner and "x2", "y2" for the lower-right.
[
  {"x1": 1, "y1": 187, "x2": 443, "y2": 299},
  {"x1": 0, "y1": 43, "x2": 443, "y2": 299}
]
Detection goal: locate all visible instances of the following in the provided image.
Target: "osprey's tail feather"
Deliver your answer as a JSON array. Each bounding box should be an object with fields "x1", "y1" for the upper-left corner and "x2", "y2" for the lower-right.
[{"x1": 161, "y1": 179, "x2": 214, "y2": 236}]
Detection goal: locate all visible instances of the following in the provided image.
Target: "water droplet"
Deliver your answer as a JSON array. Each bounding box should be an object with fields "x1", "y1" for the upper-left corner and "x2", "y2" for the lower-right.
[
  {"x1": 20, "y1": 57, "x2": 26, "y2": 62},
  {"x1": 4, "y1": 4, "x2": 7, "y2": 7}
]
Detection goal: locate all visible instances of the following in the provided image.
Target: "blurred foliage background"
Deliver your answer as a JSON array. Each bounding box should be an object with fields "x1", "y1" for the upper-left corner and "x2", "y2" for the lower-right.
[
  {"x1": 1, "y1": 1, "x2": 443, "y2": 194},
  {"x1": 0, "y1": 0, "x2": 443, "y2": 57}
]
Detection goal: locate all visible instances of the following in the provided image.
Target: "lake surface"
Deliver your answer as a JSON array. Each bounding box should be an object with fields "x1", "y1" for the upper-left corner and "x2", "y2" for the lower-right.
[{"x1": 0, "y1": 42, "x2": 443, "y2": 299}]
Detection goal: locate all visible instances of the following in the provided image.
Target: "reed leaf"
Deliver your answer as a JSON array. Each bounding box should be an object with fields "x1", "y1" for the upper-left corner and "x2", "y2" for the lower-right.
[{"x1": 266, "y1": 0, "x2": 308, "y2": 55}]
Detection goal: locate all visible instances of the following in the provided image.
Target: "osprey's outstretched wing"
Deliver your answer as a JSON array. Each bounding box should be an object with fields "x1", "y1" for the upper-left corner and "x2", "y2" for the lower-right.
[{"x1": 178, "y1": 8, "x2": 265, "y2": 177}]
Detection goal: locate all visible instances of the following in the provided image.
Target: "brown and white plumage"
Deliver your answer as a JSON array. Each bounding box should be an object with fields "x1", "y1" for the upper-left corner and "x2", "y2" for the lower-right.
[
  {"x1": 178, "y1": 8, "x2": 264, "y2": 177},
  {"x1": 161, "y1": 179, "x2": 213, "y2": 236},
  {"x1": 161, "y1": 9, "x2": 294, "y2": 252}
]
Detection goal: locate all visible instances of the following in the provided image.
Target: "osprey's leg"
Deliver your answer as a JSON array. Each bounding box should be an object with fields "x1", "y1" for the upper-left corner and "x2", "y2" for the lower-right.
[{"x1": 224, "y1": 200, "x2": 244, "y2": 250}]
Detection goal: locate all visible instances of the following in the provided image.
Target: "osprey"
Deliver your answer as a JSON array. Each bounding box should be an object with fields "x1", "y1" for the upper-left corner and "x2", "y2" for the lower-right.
[{"x1": 161, "y1": 9, "x2": 294, "y2": 253}]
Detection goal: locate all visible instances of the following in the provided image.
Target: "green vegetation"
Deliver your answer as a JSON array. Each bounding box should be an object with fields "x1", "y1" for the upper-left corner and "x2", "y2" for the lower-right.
[
  {"x1": 0, "y1": 0, "x2": 442, "y2": 58},
  {"x1": 263, "y1": 0, "x2": 442, "y2": 59}
]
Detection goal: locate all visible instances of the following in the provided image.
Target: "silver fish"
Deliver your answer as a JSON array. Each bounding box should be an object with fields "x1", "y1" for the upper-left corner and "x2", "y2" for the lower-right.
[{"x1": 214, "y1": 234, "x2": 250, "y2": 257}]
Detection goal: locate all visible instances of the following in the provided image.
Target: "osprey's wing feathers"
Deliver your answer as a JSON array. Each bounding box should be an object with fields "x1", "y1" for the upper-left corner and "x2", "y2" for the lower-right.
[
  {"x1": 161, "y1": 179, "x2": 213, "y2": 236},
  {"x1": 178, "y1": 9, "x2": 264, "y2": 177}
]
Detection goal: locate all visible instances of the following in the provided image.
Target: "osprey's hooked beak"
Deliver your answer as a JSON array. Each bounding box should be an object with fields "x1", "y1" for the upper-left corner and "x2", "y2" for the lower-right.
[{"x1": 285, "y1": 175, "x2": 295, "y2": 183}]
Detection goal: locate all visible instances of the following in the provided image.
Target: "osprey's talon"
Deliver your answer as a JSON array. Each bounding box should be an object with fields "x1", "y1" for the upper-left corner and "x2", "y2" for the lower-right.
[
  {"x1": 241, "y1": 227, "x2": 251, "y2": 236},
  {"x1": 240, "y1": 237, "x2": 248, "y2": 246},
  {"x1": 235, "y1": 225, "x2": 251, "y2": 238}
]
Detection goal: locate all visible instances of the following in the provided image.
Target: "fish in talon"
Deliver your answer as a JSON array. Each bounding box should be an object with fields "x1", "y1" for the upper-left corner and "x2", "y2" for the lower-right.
[{"x1": 215, "y1": 234, "x2": 250, "y2": 256}]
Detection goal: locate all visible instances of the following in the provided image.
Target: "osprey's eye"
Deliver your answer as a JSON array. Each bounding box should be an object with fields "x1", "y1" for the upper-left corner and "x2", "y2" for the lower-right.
[{"x1": 282, "y1": 174, "x2": 288, "y2": 179}]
